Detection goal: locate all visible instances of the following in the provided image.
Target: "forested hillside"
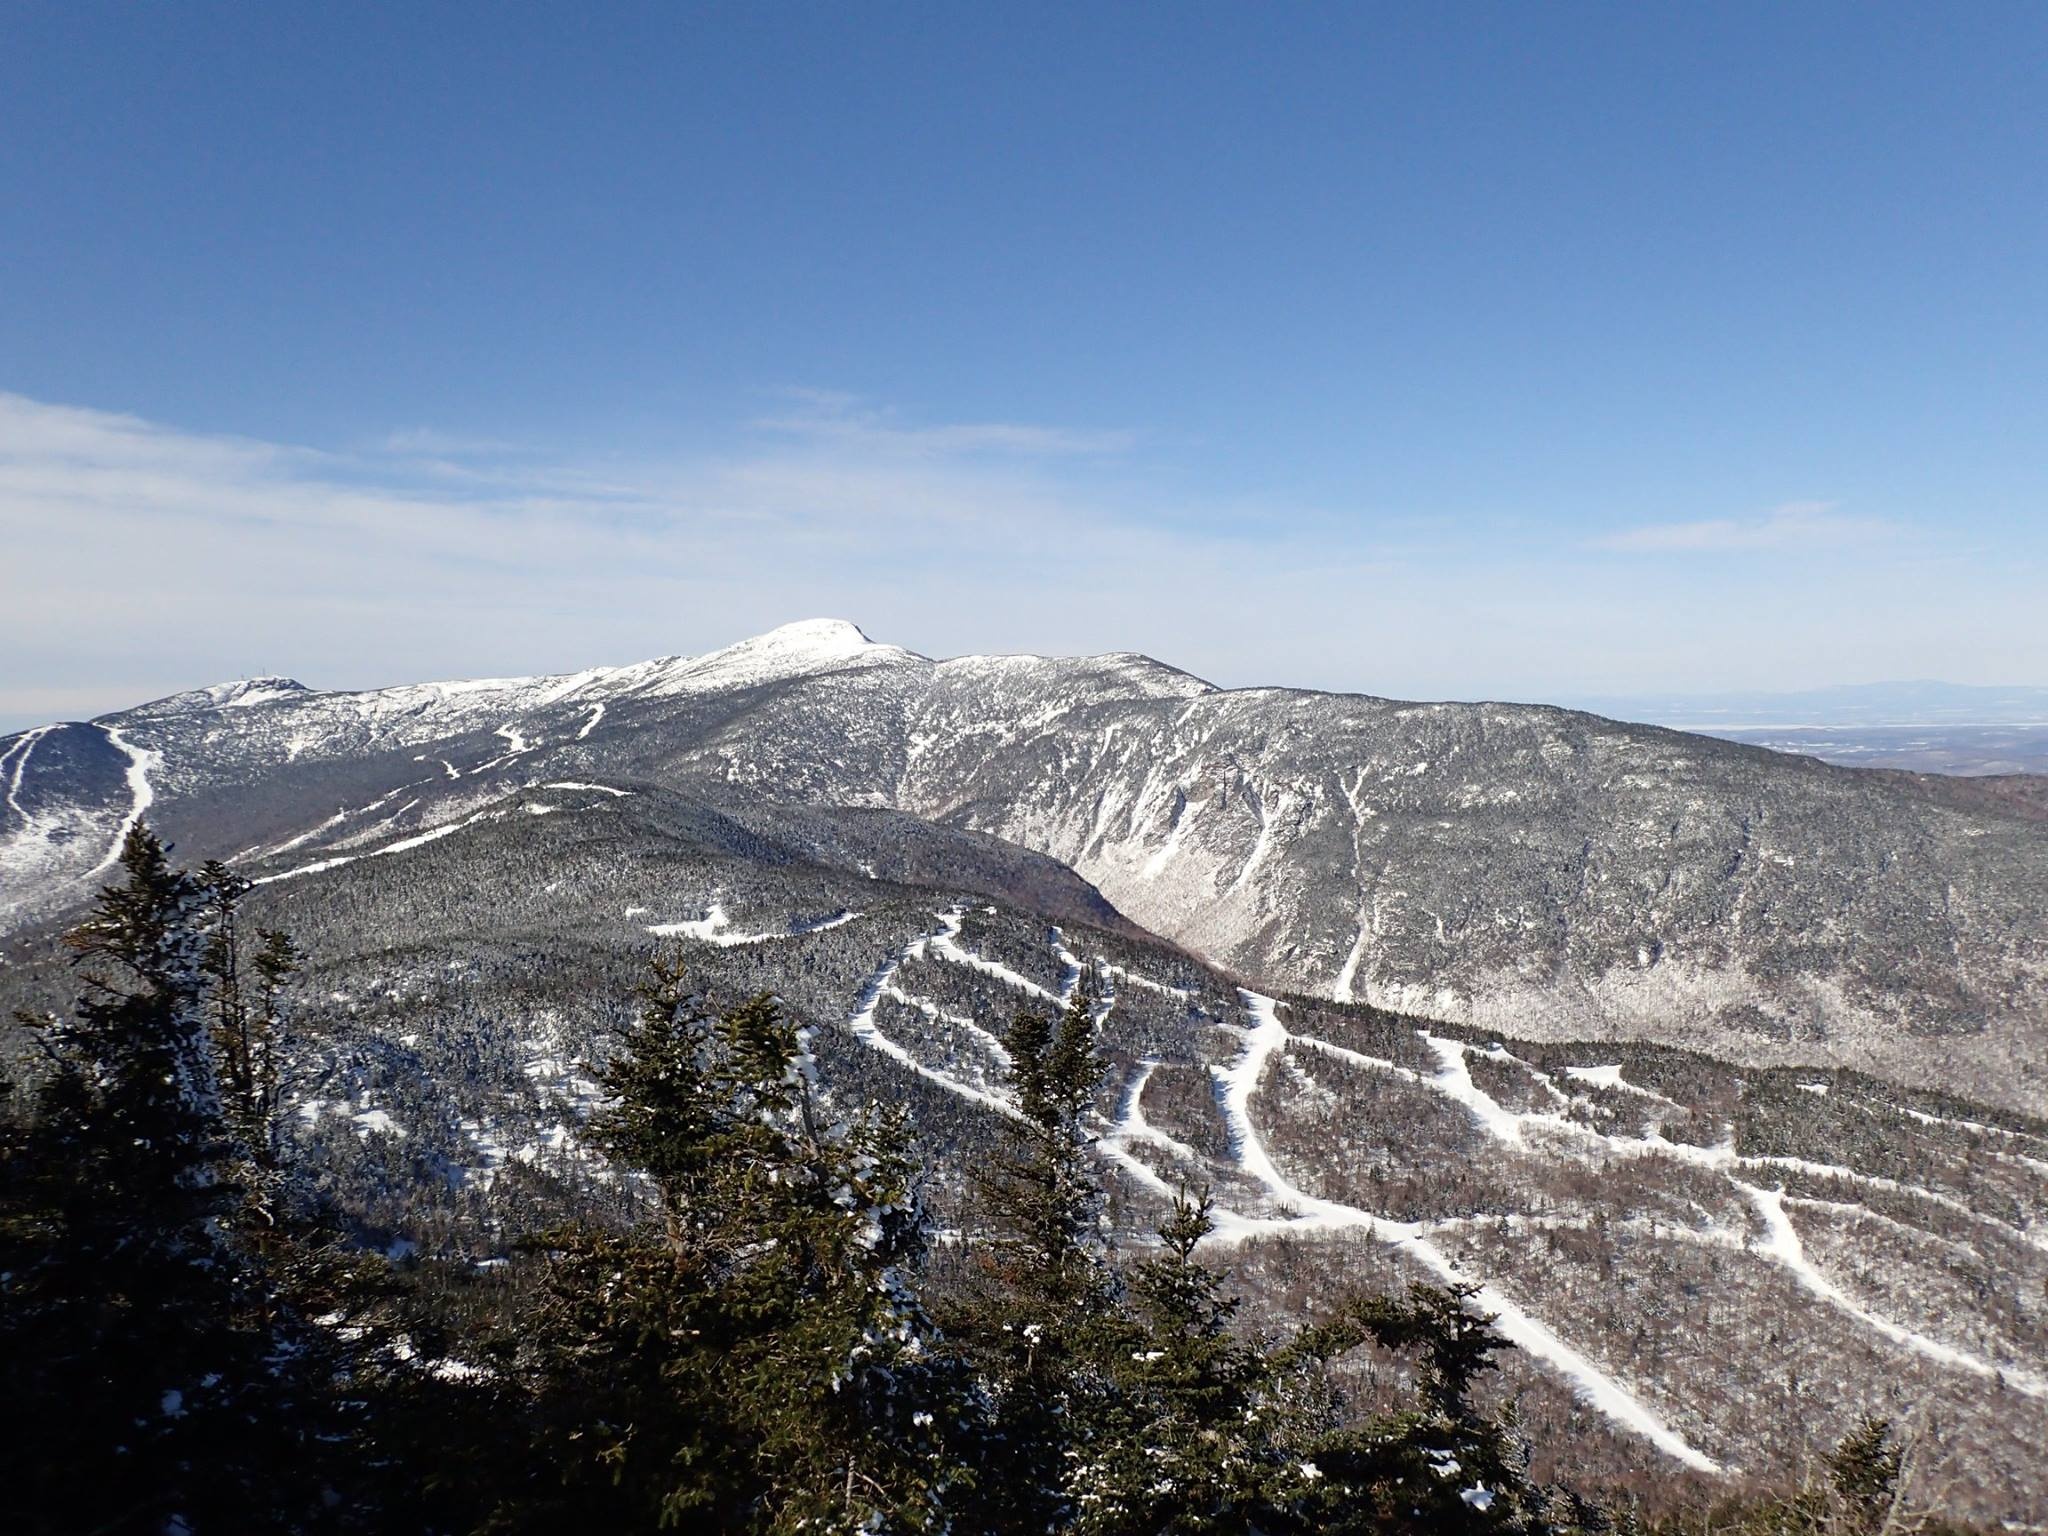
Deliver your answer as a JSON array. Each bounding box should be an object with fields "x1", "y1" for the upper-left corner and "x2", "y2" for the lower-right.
[{"x1": 2, "y1": 828, "x2": 2038, "y2": 1533}]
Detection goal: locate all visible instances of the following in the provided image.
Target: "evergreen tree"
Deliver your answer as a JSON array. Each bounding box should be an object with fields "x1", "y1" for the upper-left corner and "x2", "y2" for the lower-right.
[
  {"x1": 0, "y1": 827, "x2": 323, "y2": 1534},
  {"x1": 1076, "y1": 1190, "x2": 1308, "y2": 1536},
  {"x1": 1824, "y1": 1417, "x2": 1903, "y2": 1535},
  {"x1": 502, "y1": 961, "x2": 973, "y2": 1534},
  {"x1": 248, "y1": 926, "x2": 303, "y2": 1170},
  {"x1": 1643, "y1": 1417, "x2": 1968, "y2": 1536},
  {"x1": 198, "y1": 862, "x2": 300, "y2": 1217},
  {"x1": 951, "y1": 968, "x2": 1130, "y2": 1535},
  {"x1": 1287, "y1": 1281, "x2": 1558, "y2": 1534}
]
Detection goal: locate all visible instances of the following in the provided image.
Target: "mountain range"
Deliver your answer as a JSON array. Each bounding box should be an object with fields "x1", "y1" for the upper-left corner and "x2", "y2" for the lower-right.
[
  {"x1": 3, "y1": 619, "x2": 2045, "y2": 1520},
  {"x1": 6, "y1": 618, "x2": 2045, "y2": 1111}
]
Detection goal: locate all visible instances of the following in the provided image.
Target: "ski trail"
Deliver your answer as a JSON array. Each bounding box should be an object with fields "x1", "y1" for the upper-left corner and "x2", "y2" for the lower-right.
[
  {"x1": 82, "y1": 725, "x2": 158, "y2": 883},
  {"x1": 253, "y1": 808, "x2": 497, "y2": 885},
  {"x1": 1380, "y1": 1223, "x2": 1725, "y2": 1473},
  {"x1": 1420, "y1": 1035, "x2": 1529, "y2": 1145},
  {"x1": 882, "y1": 985, "x2": 1013, "y2": 1066},
  {"x1": 1778, "y1": 1195, "x2": 1983, "y2": 1264},
  {"x1": 845, "y1": 923, "x2": 1021, "y2": 1119},
  {"x1": 1109, "y1": 1058, "x2": 1204, "y2": 1166},
  {"x1": 843, "y1": 916, "x2": 1155, "y2": 1176},
  {"x1": 1292, "y1": 1032, "x2": 1432, "y2": 1084},
  {"x1": 1090, "y1": 963, "x2": 1117, "y2": 1026},
  {"x1": 1209, "y1": 989, "x2": 1724, "y2": 1474},
  {"x1": 1739, "y1": 1184, "x2": 2048, "y2": 1400},
  {"x1": 926, "y1": 908, "x2": 1060, "y2": 1001},
  {"x1": 1050, "y1": 926, "x2": 1085, "y2": 1005},
  {"x1": 1101, "y1": 963, "x2": 1194, "y2": 1001},
  {"x1": 1731, "y1": 1153, "x2": 2048, "y2": 1252},
  {"x1": 1299, "y1": 999, "x2": 2046, "y2": 1266},
  {"x1": 1896, "y1": 1105, "x2": 2048, "y2": 1169},
  {"x1": 1294, "y1": 998, "x2": 2048, "y2": 1373},
  {"x1": 647, "y1": 901, "x2": 860, "y2": 945},
  {"x1": 1902, "y1": 1106, "x2": 2042, "y2": 1142},
  {"x1": 1560, "y1": 1062, "x2": 1683, "y2": 1106},
  {"x1": 1099, "y1": 1059, "x2": 1184, "y2": 1199},
  {"x1": 239, "y1": 778, "x2": 435, "y2": 862},
  {"x1": 467, "y1": 726, "x2": 535, "y2": 776},
  {"x1": 541, "y1": 781, "x2": 632, "y2": 796},
  {"x1": 1214, "y1": 992, "x2": 1336, "y2": 1207},
  {"x1": 2, "y1": 725, "x2": 53, "y2": 828},
  {"x1": 1050, "y1": 927, "x2": 1117, "y2": 1025},
  {"x1": 576, "y1": 703, "x2": 604, "y2": 740},
  {"x1": 1389, "y1": 1019, "x2": 2048, "y2": 1264}
]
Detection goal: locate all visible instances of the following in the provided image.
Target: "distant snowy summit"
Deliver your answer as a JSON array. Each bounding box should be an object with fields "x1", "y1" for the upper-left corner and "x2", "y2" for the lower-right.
[
  {"x1": 128, "y1": 676, "x2": 313, "y2": 718},
  {"x1": 735, "y1": 616, "x2": 900, "y2": 664},
  {"x1": 122, "y1": 619, "x2": 1204, "y2": 725},
  {"x1": 646, "y1": 617, "x2": 925, "y2": 694}
]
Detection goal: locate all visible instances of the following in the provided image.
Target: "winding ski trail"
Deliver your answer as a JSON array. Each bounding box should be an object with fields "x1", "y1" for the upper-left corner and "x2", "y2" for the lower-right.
[
  {"x1": 83, "y1": 725, "x2": 158, "y2": 883},
  {"x1": 1209, "y1": 991, "x2": 1724, "y2": 1474},
  {"x1": 1738, "y1": 1183, "x2": 2048, "y2": 1400},
  {"x1": 826, "y1": 916, "x2": 2039, "y2": 1473},
  {"x1": 845, "y1": 912, "x2": 1021, "y2": 1119},
  {"x1": 1098, "y1": 1059, "x2": 1186, "y2": 1199},
  {"x1": 1, "y1": 725, "x2": 53, "y2": 828},
  {"x1": 926, "y1": 908, "x2": 1060, "y2": 1002},
  {"x1": 1279, "y1": 996, "x2": 2048, "y2": 1398},
  {"x1": 253, "y1": 807, "x2": 499, "y2": 885}
]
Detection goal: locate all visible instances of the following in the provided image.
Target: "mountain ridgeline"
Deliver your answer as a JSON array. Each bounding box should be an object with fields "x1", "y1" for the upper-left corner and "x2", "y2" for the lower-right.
[{"x1": 4, "y1": 619, "x2": 2044, "y2": 1110}]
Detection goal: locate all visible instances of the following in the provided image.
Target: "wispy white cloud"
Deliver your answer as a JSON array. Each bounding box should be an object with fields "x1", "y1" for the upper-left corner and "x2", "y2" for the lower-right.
[
  {"x1": 751, "y1": 388, "x2": 1137, "y2": 457},
  {"x1": 1, "y1": 389, "x2": 2039, "y2": 732},
  {"x1": 379, "y1": 426, "x2": 524, "y2": 457},
  {"x1": 0, "y1": 389, "x2": 1261, "y2": 719},
  {"x1": 1593, "y1": 500, "x2": 1891, "y2": 553}
]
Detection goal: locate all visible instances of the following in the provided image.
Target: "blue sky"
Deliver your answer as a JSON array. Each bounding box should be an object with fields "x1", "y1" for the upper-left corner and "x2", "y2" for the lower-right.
[{"x1": 3, "y1": 3, "x2": 2045, "y2": 730}]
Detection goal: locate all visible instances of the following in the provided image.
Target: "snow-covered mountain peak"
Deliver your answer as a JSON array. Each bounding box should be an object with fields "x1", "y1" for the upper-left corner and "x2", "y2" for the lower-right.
[
  {"x1": 645, "y1": 618, "x2": 924, "y2": 695},
  {"x1": 124, "y1": 676, "x2": 312, "y2": 718},
  {"x1": 750, "y1": 617, "x2": 886, "y2": 656},
  {"x1": 213, "y1": 677, "x2": 312, "y2": 707}
]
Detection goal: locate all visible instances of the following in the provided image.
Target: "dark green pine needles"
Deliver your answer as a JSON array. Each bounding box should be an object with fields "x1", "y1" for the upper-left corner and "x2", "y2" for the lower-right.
[
  {"x1": 0, "y1": 828, "x2": 337, "y2": 1535},
  {"x1": 500, "y1": 958, "x2": 976, "y2": 1533}
]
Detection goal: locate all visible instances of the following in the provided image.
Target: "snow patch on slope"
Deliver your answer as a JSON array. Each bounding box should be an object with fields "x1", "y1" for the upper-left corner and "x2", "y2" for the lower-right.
[{"x1": 646, "y1": 900, "x2": 861, "y2": 946}]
